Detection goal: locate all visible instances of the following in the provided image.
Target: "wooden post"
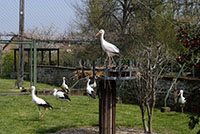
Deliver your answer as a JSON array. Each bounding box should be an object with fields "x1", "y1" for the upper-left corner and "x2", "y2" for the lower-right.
[
  {"x1": 57, "y1": 49, "x2": 59, "y2": 66},
  {"x1": 14, "y1": 49, "x2": 17, "y2": 72},
  {"x1": 18, "y1": 0, "x2": 24, "y2": 89},
  {"x1": 81, "y1": 59, "x2": 85, "y2": 78},
  {"x1": 33, "y1": 40, "x2": 37, "y2": 87},
  {"x1": 49, "y1": 50, "x2": 51, "y2": 65},
  {"x1": 99, "y1": 80, "x2": 116, "y2": 134},
  {"x1": 30, "y1": 43, "x2": 33, "y2": 86},
  {"x1": 28, "y1": 50, "x2": 30, "y2": 72}
]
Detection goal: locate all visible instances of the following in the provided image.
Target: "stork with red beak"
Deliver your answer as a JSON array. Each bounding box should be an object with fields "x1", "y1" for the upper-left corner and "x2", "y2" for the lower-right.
[{"x1": 96, "y1": 29, "x2": 122, "y2": 67}]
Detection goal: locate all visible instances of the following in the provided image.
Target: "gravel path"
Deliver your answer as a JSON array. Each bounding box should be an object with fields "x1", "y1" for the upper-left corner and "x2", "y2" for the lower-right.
[{"x1": 55, "y1": 127, "x2": 148, "y2": 134}]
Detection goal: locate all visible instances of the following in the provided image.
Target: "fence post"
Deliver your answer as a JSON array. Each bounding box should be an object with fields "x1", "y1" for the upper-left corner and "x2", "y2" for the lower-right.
[
  {"x1": 33, "y1": 40, "x2": 37, "y2": 87},
  {"x1": 99, "y1": 80, "x2": 116, "y2": 134}
]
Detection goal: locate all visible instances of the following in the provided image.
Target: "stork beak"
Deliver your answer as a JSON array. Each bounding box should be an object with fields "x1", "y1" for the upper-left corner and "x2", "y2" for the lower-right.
[{"x1": 96, "y1": 32, "x2": 100, "y2": 37}]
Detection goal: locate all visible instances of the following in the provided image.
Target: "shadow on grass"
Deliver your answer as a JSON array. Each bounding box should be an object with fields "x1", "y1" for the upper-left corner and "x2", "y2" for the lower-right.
[{"x1": 36, "y1": 125, "x2": 76, "y2": 134}]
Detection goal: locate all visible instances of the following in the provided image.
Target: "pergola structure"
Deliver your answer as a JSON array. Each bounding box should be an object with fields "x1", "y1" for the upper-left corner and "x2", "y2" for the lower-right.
[{"x1": 13, "y1": 48, "x2": 60, "y2": 72}]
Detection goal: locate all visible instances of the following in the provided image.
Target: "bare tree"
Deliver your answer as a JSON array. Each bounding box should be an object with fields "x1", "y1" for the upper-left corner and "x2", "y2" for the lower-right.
[{"x1": 127, "y1": 42, "x2": 168, "y2": 133}]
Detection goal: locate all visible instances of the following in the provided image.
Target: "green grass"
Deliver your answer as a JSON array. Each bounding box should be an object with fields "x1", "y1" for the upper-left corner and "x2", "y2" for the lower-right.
[
  {"x1": 0, "y1": 95, "x2": 199, "y2": 134},
  {"x1": 0, "y1": 78, "x2": 199, "y2": 134},
  {"x1": 0, "y1": 78, "x2": 58, "y2": 92}
]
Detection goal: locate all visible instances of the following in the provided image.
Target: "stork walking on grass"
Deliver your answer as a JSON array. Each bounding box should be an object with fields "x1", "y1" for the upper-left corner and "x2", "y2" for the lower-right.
[
  {"x1": 96, "y1": 29, "x2": 122, "y2": 67},
  {"x1": 31, "y1": 86, "x2": 53, "y2": 120},
  {"x1": 53, "y1": 88, "x2": 71, "y2": 109},
  {"x1": 53, "y1": 88, "x2": 71, "y2": 102},
  {"x1": 61, "y1": 77, "x2": 70, "y2": 93},
  {"x1": 86, "y1": 78, "x2": 96, "y2": 100},
  {"x1": 178, "y1": 90, "x2": 186, "y2": 113}
]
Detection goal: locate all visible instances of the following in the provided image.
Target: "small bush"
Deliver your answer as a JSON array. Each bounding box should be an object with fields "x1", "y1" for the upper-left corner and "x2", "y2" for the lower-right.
[{"x1": 1, "y1": 52, "x2": 16, "y2": 78}]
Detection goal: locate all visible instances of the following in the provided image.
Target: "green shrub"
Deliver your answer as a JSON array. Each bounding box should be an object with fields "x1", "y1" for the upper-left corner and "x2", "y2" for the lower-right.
[{"x1": 1, "y1": 52, "x2": 16, "y2": 78}]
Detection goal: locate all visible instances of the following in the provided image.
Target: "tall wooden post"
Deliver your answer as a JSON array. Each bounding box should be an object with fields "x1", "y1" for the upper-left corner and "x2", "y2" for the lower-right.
[
  {"x1": 14, "y1": 49, "x2": 17, "y2": 72},
  {"x1": 18, "y1": 0, "x2": 25, "y2": 89},
  {"x1": 49, "y1": 50, "x2": 51, "y2": 65},
  {"x1": 33, "y1": 40, "x2": 37, "y2": 87},
  {"x1": 28, "y1": 50, "x2": 30, "y2": 72},
  {"x1": 99, "y1": 80, "x2": 116, "y2": 134},
  {"x1": 57, "y1": 49, "x2": 59, "y2": 66}
]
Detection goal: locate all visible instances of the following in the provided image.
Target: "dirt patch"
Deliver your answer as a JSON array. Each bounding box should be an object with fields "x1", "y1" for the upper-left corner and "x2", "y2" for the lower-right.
[{"x1": 55, "y1": 127, "x2": 147, "y2": 134}]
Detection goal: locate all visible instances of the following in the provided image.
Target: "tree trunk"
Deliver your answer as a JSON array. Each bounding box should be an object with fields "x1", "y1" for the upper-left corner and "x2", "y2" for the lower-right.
[
  {"x1": 140, "y1": 103, "x2": 148, "y2": 132},
  {"x1": 148, "y1": 114, "x2": 153, "y2": 134}
]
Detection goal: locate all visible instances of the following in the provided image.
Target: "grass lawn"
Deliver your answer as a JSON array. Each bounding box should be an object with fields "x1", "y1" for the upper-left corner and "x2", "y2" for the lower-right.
[
  {"x1": 0, "y1": 78, "x2": 199, "y2": 134},
  {"x1": 0, "y1": 78, "x2": 58, "y2": 93},
  {"x1": 0, "y1": 95, "x2": 198, "y2": 134}
]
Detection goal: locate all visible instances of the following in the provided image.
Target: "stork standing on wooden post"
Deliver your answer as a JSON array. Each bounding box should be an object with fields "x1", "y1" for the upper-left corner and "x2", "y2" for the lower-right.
[
  {"x1": 96, "y1": 29, "x2": 122, "y2": 67},
  {"x1": 31, "y1": 86, "x2": 53, "y2": 120}
]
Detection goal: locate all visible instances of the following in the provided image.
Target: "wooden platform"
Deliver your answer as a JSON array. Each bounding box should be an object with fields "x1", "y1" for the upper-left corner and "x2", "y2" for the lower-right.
[{"x1": 74, "y1": 60, "x2": 140, "y2": 80}]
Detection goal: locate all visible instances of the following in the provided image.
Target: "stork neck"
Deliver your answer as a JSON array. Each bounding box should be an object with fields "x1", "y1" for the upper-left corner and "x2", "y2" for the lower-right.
[
  {"x1": 32, "y1": 89, "x2": 36, "y2": 98},
  {"x1": 180, "y1": 93, "x2": 183, "y2": 98},
  {"x1": 87, "y1": 79, "x2": 91, "y2": 87},
  {"x1": 63, "y1": 79, "x2": 65, "y2": 84},
  {"x1": 53, "y1": 90, "x2": 57, "y2": 96},
  {"x1": 100, "y1": 33, "x2": 104, "y2": 43}
]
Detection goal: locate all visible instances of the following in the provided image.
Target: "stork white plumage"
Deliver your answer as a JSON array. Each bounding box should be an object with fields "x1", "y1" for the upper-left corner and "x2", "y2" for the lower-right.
[
  {"x1": 178, "y1": 90, "x2": 186, "y2": 113},
  {"x1": 31, "y1": 86, "x2": 53, "y2": 120},
  {"x1": 86, "y1": 78, "x2": 96, "y2": 99},
  {"x1": 89, "y1": 78, "x2": 97, "y2": 88},
  {"x1": 61, "y1": 77, "x2": 70, "y2": 93},
  {"x1": 178, "y1": 90, "x2": 186, "y2": 104},
  {"x1": 53, "y1": 88, "x2": 71, "y2": 102},
  {"x1": 96, "y1": 29, "x2": 122, "y2": 67}
]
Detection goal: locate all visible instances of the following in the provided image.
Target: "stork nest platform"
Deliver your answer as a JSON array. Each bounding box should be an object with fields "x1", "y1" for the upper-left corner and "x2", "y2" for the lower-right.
[{"x1": 74, "y1": 61, "x2": 140, "y2": 80}]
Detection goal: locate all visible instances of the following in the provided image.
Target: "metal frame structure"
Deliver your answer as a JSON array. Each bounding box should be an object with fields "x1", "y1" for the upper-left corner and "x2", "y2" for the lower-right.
[
  {"x1": 0, "y1": 34, "x2": 98, "y2": 87},
  {"x1": 0, "y1": 39, "x2": 36, "y2": 86}
]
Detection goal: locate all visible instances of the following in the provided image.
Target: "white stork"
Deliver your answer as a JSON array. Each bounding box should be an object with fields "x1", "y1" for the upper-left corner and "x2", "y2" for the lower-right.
[
  {"x1": 178, "y1": 90, "x2": 186, "y2": 113},
  {"x1": 53, "y1": 88, "x2": 71, "y2": 102},
  {"x1": 96, "y1": 29, "x2": 122, "y2": 67},
  {"x1": 61, "y1": 77, "x2": 70, "y2": 93},
  {"x1": 86, "y1": 78, "x2": 96, "y2": 99},
  {"x1": 89, "y1": 77, "x2": 97, "y2": 89},
  {"x1": 178, "y1": 90, "x2": 186, "y2": 104},
  {"x1": 31, "y1": 86, "x2": 53, "y2": 120}
]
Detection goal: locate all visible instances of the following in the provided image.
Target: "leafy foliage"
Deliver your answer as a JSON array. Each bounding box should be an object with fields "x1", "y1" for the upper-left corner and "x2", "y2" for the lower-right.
[
  {"x1": 1, "y1": 52, "x2": 16, "y2": 78},
  {"x1": 176, "y1": 23, "x2": 200, "y2": 76}
]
